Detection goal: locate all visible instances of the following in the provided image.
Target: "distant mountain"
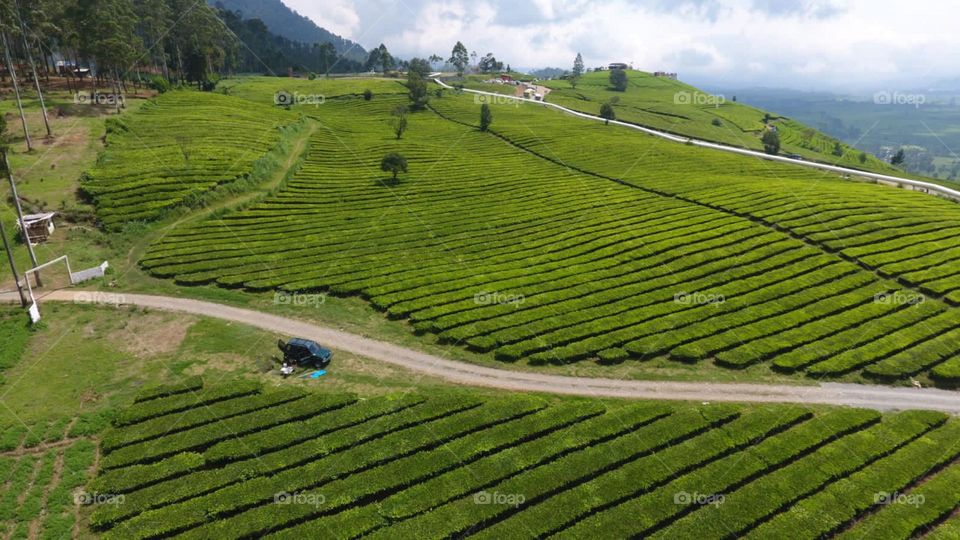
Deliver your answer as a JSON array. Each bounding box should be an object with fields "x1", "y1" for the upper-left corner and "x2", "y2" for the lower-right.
[
  {"x1": 209, "y1": 0, "x2": 367, "y2": 61},
  {"x1": 711, "y1": 86, "x2": 960, "y2": 180},
  {"x1": 527, "y1": 67, "x2": 566, "y2": 79}
]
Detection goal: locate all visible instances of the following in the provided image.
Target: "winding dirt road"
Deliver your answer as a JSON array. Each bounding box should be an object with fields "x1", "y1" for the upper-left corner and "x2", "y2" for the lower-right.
[{"x1": 4, "y1": 290, "x2": 959, "y2": 414}]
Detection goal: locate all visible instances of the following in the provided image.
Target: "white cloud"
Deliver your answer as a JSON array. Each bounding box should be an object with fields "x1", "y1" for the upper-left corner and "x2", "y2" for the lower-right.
[
  {"x1": 285, "y1": 0, "x2": 361, "y2": 38},
  {"x1": 280, "y1": 0, "x2": 960, "y2": 90}
]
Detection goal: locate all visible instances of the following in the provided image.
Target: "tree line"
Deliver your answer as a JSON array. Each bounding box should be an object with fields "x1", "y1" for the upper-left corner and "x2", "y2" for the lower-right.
[{"x1": 0, "y1": 0, "x2": 369, "y2": 93}]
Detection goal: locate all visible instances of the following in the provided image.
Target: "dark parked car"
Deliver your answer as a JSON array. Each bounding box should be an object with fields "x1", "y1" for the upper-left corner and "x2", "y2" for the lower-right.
[{"x1": 278, "y1": 338, "x2": 333, "y2": 369}]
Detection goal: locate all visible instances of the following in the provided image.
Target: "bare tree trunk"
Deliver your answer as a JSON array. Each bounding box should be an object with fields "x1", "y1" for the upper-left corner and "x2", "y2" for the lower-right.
[
  {"x1": 112, "y1": 68, "x2": 123, "y2": 112},
  {"x1": 1, "y1": 30, "x2": 32, "y2": 151},
  {"x1": 3, "y1": 151, "x2": 40, "y2": 286},
  {"x1": 14, "y1": 0, "x2": 51, "y2": 138},
  {"x1": 176, "y1": 44, "x2": 184, "y2": 85},
  {"x1": 42, "y1": 46, "x2": 50, "y2": 84},
  {"x1": 73, "y1": 51, "x2": 83, "y2": 89},
  {"x1": 0, "y1": 210, "x2": 27, "y2": 307},
  {"x1": 160, "y1": 39, "x2": 170, "y2": 82}
]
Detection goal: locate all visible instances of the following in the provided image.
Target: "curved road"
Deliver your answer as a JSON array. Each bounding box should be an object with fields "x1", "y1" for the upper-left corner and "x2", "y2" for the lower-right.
[
  {"x1": 436, "y1": 79, "x2": 960, "y2": 203},
  {"x1": 6, "y1": 290, "x2": 959, "y2": 414}
]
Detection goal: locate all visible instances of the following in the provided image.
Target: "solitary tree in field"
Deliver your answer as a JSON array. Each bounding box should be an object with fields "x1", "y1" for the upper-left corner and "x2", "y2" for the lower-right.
[
  {"x1": 480, "y1": 104, "x2": 493, "y2": 131},
  {"x1": 449, "y1": 41, "x2": 469, "y2": 76},
  {"x1": 364, "y1": 89, "x2": 373, "y2": 101},
  {"x1": 600, "y1": 103, "x2": 616, "y2": 125},
  {"x1": 609, "y1": 69, "x2": 628, "y2": 91},
  {"x1": 859, "y1": 152, "x2": 869, "y2": 164},
  {"x1": 762, "y1": 129, "x2": 781, "y2": 155},
  {"x1": 832, "y1": 142, "x2": 844, "y2": 157},
  {"x1": 891, "y1": 149, "x2": 906, "y2": 166},
  {"x1": 570, "y1": 53, "x2": 584, "y2": 89},
  {"x1": 391, "y1": 106, "x2": 409, "y2": 140},
  {"x1": 408, "y1": 57, "x2": 432, "y2": 78},
  {"x1": 381, "y1": 153, "x2": 408, "y2": 183},
  {"x1": 407, "y1": 71, "x2": 429, "y2": 110}
]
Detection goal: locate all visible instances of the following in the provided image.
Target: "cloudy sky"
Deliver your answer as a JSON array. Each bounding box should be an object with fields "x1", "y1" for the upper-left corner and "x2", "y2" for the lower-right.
[{"x1": 281, "y1": 0, "x2": 958, "y2": 92}]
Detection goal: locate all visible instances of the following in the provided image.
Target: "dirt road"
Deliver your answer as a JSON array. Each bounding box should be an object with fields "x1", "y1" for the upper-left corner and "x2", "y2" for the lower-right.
[{"x1": 4, "y1": 290, "x2": 959, "y2": 413}]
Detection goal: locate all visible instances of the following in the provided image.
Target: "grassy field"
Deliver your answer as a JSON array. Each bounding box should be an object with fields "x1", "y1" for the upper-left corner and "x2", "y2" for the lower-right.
[
  {"x1": 0, "y1": 89, "x2": 153, "y2": 292},
  {"x1": 132, "y1": 82, "x2": 960, "y2": 385},
  {"x1": 0, "y1": 303, "x2": 455, "y2": 430}
]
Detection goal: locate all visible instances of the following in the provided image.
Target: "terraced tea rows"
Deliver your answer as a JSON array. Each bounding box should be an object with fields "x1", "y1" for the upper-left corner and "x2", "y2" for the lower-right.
[
  {"x1": 538, "y1": 70, "x2": 899, "y2": 174},
  {"x1": 430, "y1": 92, "x2": 960, "y2": 377},
  {"x1": 88, "y1": 382, "x2": 960, "y2": 539},
  {"x1": 0, "y1": 436, "x2": 96, "y2": 539},
  {"x1": 140, "y1": 91, "x2": 960, "y2": 382},
  {"x1": 218, "y1": 76, "x2": 408, "y2": 105},
  {"x1": 82, "y1": 92, "x2": 299, "y2": 228}
]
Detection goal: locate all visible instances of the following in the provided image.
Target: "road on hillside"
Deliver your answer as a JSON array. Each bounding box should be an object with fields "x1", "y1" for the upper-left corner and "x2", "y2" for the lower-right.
[
  {"x1": 5, "y1": 290, "x2": 959, "y2": 414},
  {"x1": 437, "y1": 80, "x2": 960, "y2": 203}
]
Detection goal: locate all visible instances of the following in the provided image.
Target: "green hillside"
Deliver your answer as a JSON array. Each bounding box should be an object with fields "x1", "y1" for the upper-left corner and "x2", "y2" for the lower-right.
[
  {"x1": 205, "y1": 0, "x2": 368, "y2": 61},
  {"x1": 133, "y1": 80, "x2": 960, "y2": 384},
  {"x1": 86, "y1": 381, "x2": 960, "y2": 539},
  {"x1": 81, "y1": 91, "x2": 300, "y2": 229},
  {"x1": 472, "y1": 70, "x2": 903, "y2": 175}
]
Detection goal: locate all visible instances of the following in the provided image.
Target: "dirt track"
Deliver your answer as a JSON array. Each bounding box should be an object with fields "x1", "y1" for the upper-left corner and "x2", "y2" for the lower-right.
[{"x1": 4, "y1": 290, "x2": 959, "y2": 414}]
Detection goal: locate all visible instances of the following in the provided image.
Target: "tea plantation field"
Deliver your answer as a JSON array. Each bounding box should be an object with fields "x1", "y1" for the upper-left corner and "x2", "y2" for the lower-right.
[
  {"x1": 538, "y1": 70, "x2": 899, "y2": 174},
  {"x1": 82, "y1": 91, "x2": 299, "y2": 228},
  {"x1": 0, "y1": 439, "x2": 97, "y2": 539},
  {"x1": 218, "y1": 76, "x2": 409, "y2": 105},
  {"x1": 137, "y1": 88, "x2": 960, "y2": 383},
  {"x1": 85, "y1": 381, "x2": 960, "y2": 539}
]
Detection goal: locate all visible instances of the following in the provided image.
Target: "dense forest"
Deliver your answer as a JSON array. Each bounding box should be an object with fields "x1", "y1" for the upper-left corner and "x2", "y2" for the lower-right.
[{"x1": 0, "y1": 0, "x2": 367, "y2": 93}]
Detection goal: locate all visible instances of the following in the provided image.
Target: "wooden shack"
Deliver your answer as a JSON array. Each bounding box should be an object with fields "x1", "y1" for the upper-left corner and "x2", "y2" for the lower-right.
[{"x1": 18, "y1": 212, "x2": 56, "y2": 243}]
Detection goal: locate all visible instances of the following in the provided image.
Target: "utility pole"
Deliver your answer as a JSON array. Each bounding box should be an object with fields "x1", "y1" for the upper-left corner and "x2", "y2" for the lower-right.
[
  {"x1": 0, "y1": 29, "x2": 32, "y2": 151},
  {"x1": 13, "y1": 0, "x2": 51, "y2": 138},
  {"x1": 0, "y1": 214, "x2": 26, "y2": 307},
  {"x1": 2, "y1": 151, "x2": 39, "y2": 286}
]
